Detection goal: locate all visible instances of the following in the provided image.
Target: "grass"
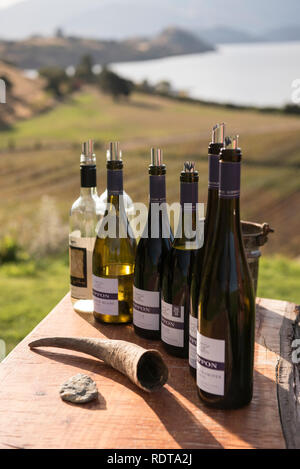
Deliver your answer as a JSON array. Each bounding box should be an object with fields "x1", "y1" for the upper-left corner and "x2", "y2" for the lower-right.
[
  {"x1": 257, "y1": 256, "x2": 300, "y2": 305},
  {"x1": 0, "y1": 256, "x2": 69, "y2": 355}
]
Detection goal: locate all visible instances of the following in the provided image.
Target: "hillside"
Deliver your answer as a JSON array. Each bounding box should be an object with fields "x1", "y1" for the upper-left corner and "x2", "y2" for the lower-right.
[
  {"x1": 0, "y1": 60, "x2": 54, "y2": 127},
  {"x1": 0, "y1": 87, "x2": 300, "y2": 257},
  {"x1": 0, "y1": 28, "x2": 214, "y2": 70}
]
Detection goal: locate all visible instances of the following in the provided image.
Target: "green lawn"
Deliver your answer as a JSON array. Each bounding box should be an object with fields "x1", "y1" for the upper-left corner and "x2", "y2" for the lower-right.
[
  {"x1": 0, "y1": 255, "x2": 299, "y2": 356},
  {"x1": 0, "y1": 256, "x2": 69, "y2": 355},
  {"x1": 257, "y1": 256, "x2": 300, "y2": 304}
]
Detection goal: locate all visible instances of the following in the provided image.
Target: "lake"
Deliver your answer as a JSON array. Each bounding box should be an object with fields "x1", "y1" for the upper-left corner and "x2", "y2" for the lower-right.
[{"x1": 112, "y1": 42, "x2": 300, "y2": 108}]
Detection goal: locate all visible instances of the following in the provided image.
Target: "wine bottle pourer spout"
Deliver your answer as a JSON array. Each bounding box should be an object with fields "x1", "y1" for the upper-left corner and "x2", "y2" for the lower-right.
[
  {"x1": 81, "y1": 139, "x2": 96, "y2": 164},
  {"x1": 183, "y1": 161, "x2": 196, "y2": 172},
  {"x1": 151, "y1": 148, "x2": 163, "y2": 166},
  {"x1": 107, "y1": 141, "x2": 122, "y2": 161},
  {"x1": 225, "y1": 135, "x2": 239, "y2": 149},
  {"x1": 212, "y1": 123, "x2": 225, "y2": 144}
]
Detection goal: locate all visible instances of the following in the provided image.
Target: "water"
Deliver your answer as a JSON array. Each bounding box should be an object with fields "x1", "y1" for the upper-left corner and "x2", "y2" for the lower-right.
[{"x1": 112, "y1": 42, "x2": 300, "y2": 108}]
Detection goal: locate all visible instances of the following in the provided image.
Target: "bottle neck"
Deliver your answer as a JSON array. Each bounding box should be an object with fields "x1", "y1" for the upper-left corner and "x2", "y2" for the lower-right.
[
  {"x1": 146, "y1": 171, "x2": 173, "y2": 239},
  {"x1": 174, "y1": 180, "x2": 199, "y2": 248},
  {"x1": 217, "y1": 160, "x2": 241, "y2": 230},
  {"x1": 80, "y1": 187, "x2": 97, "y2": 198},
  {"x1": 80, "y1": 164, "x2": 97, "y2": 189},
  {"x1": 205, "y1": 187, "x2": 218, "y2": 238},
  {"x1": 107, "y1": 164, "x2": 123, "y2": 200},
  {"x1": 149, "y1": 173, "x2": 166, "y2": 204},
  {"x1": 208, "y1": 153, "x2": 220, "y2": 191},
  {"x1": 218, "y1": 197, "x2": 241, "y2": 228}
]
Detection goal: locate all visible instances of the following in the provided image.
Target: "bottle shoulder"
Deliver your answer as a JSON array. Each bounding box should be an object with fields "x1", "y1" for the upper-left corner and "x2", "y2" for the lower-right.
[
  {"x1": 70, "y1": 194, "x2": 98, "y2": 214},
  {"x1": 99, "y1": 189, "x2": 133, "y2": 209}
]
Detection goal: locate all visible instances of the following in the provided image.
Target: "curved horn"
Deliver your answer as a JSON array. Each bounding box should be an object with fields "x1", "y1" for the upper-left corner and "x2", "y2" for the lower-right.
[{"x1": 29, "y1": 337, "x2": 168, "y2": 392}]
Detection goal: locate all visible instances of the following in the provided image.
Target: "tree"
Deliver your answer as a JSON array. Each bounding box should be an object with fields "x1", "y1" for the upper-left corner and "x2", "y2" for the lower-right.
[
  {"x1": 98, "y1": 66, "x2": 133, "y2": 100},
  {"x1": 75, "y1": 54, "x2": 95, "y2": 83},
  {"x1": 39, "y1": 66, "x2": 69, "y2": 98},
  {"x1": 155, "y1": 80, "x2": 173, "y2": 96},
  {"x1": 55, "y1": 27, "x2": 65, "y2": 38}
]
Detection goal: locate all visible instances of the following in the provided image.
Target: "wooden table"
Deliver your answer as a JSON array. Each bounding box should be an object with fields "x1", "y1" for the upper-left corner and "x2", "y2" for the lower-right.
[{"x1": 0, "y1": 294, "x2": 299, "y2": 449}]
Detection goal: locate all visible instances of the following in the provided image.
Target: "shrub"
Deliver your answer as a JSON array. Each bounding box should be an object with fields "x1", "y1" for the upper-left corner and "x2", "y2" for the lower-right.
[
  {"x1": 98, "y1": 66, "x2": 133, "y2": 100},
  {"x1": 0, "y1": 236, "x2": 21, "y2": 263}
]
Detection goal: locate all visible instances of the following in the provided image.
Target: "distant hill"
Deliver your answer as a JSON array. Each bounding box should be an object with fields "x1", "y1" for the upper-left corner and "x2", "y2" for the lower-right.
[
  {"x1": 195, "y1": 26, "x2": 261, "y2": 45},
  {"x1": 195, "y1": 25, "x2": 300, "y2": 45},
  {"x1": 0, "y1": 61, "x2": 53, "y2": 127},
  {"x1": 264, "y1": 25, "x2": 300, "y2": 42},
  {"x1": 0, "y1": 28, "x2": 214, "y2": 70}
]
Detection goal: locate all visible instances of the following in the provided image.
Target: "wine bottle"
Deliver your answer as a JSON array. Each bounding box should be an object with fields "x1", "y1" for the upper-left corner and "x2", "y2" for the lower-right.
[
  {"x1": 133, "y1": 148, "x2": 173, "y2": 340},
  {"x1": 189, "y1": 123, "x2": 225, "y2": 376},
  {"x1": 92, "y1": 142, "x2": 136, "y2": 324},
  {"x1": 69, "y1": 140, "x2": 101, "y2": 314},
  {"x1": 197, "y1": 136, "x2": 255, "y2": 409},
  {"x1": 161, "y1": 162, "x2": 201, "y2": 358},
  {"x1": 204, "y1": 123, "x2": 225, "y2": 258}
]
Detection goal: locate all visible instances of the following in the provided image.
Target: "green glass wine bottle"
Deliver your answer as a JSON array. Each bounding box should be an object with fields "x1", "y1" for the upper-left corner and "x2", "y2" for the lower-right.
[
  {"x1": 92, "y1": 142, "x2": 136, "y2": 324},
  {"x1": 161, "y1": 162, "x2": 201, "y2": 358},
  {"x1": 189, "y1": 123, "x2": 225, "y2": 376},
  {"x1": 197, "y1": 135, "x2": 255, "y2": 409},
  {"x1": 133, "y1": 148, "x2": 173, "y2": 340}
]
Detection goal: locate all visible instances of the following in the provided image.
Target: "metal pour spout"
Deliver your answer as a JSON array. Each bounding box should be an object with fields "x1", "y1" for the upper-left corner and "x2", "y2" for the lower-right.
[
  {"x1": 81, "y1": 139, "x2": 96, "y2": 165},
  {"x1": 107, "y1": 141, "x2": 122, "y2": 161},
  {"x1": 212, "y1": 123, "x2": 225, "y2": 144},
  {"x1": 151, "y1": 148, "x2": 163, "y2": 166},
  {"x1": 225, "y1": 135, "x2": 239, "y2": 150},
  {"x1": 183, "y1": 161, "x2": 196, "y2": 173}
]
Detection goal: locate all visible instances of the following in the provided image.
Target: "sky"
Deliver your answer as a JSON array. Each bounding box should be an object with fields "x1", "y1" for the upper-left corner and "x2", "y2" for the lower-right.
[{"x1": 0, "y1": 0, "x2": 25, "y2": 8}]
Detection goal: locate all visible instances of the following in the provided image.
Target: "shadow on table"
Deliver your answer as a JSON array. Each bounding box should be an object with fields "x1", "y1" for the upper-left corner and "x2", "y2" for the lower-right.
[{"x1": 31, "y1": 347, "x2": 222, "y2": 449}]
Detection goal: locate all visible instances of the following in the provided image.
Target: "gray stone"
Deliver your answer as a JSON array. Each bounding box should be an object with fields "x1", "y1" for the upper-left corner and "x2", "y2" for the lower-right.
[{"x1": 60, "y1": 373, "x2": 98, "y2": 404}]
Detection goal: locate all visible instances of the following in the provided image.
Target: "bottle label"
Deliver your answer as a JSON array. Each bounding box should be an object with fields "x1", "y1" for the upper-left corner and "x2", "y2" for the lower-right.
[
  {"x1": 69, "y1": 235, "x2": 95, "y2": 299},
  {"x1": 161, "y1": 300, "x2": 184, "y2": 347},
  {"x1": 219, "y1": 161, "x2": 241, "y2": 199},
  {"x1": 197, "y1": 331, "x2": 225, "y2": 396},
  {"x1": 189, "y1": 315, "x2": 197, "y2": 369},
  {"x1": 149, "y1": 175, "x2": 166, "y2": 203},
  {"x1": 208, "y1": 154, "x2": 219, "y2": 189},
  {"x1": 107, "y1": 169, "x2": 123, "y2": 196},
  {"x1": 93, "y1": 275, "x2": 119, "y2": 316},
  {"x1": 133, "y1": 286, "x2": 160, "y2": 331}
]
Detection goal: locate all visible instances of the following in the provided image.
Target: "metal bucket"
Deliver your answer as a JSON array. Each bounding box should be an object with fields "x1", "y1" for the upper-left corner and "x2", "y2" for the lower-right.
[{"x1": 241, "y1": 221, "x2": 274, "y2": 296}]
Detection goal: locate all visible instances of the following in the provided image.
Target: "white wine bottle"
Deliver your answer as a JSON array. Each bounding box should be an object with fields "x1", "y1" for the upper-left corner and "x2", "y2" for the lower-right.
[
  {"x1": 133, "y1": 148, "x2": 173, "y2": 340},
  {"x1": 92, "y1": 142, "x2": 136, "y2": 324},
  {"x1": 161, "y1": 162, "x2": 201, "y2": 358},
  {"x1": 197, "y1": 136, "x2": 255, "y2": 409},
  {"x1": 69, "y1": 140, "x2": 101, "y2": 314}
]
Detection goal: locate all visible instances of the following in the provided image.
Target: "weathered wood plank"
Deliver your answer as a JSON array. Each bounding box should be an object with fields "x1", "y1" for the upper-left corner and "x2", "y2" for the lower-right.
[
  {"x1": 277, "y1": 304, "x2": 300, "y2": 449},
  {"x1": 0, "y1": 294, "x2": 295, "y2": 449}
]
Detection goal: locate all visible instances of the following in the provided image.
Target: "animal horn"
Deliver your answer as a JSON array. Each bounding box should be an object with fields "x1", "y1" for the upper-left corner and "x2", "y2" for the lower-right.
[{"x1": 29, "y1": 337, "x2": 168, "y2": 392}]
